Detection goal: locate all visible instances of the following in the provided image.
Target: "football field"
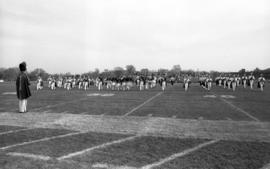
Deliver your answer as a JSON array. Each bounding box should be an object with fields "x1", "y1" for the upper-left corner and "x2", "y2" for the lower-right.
[{"x1": 0, "y1": 82, "x2": 270, "y2": 169}]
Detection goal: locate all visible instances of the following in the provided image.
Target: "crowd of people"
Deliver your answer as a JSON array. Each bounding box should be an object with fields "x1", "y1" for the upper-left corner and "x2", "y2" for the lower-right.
[
  {"x1": 199, "y1": 73, "x2": 266, "y2": 92},
  {"x1": 36, "y1": 75, "x2": 172, "y2": 91},
  {"x1": 35, "y1": 73, "x2": 266, "y2": 92}
]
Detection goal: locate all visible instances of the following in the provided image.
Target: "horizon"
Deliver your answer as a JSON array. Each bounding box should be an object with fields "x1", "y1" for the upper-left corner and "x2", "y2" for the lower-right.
[{"x1": 1, "y1": 0, "x2": 270, "y2": 73}]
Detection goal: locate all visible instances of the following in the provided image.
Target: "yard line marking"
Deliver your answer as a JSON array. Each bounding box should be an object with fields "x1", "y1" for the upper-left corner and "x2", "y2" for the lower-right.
[
  {"x1": 0, "y1": 128, "x2": 32, "y2": 135},
  {"x1": 0, "y1": 131, "x2": 83, "y2": 150},
  {"x1": 2, "y1": 92, "x2": 16, "y2": 95},
  {"x1": 57, "y1": 135, "x2": 140, "y2": 160},
  {"x1": 124, "y1": 92, "x2": 162, "y2": 116},
  {"x1": 7, "y1": 152, "x2": 51, "y2": 161},
  {"x1": 210, "y1": 92, "x2": 260, "y2": 122},
  {"x1": 92, "y1": 163, "x2": 136, "y2": 169},
  {"x1": 140, "y1": 140, "x2": 219, "y2": 169},
  {"x1": 220, "y1": 98, "x2": 260, "y2": 122}
]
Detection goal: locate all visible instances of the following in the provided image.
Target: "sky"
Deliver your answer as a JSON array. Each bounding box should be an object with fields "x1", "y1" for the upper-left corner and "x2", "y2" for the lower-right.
[{"x1": 0, "y1": 0, "x2": 269, "y2": 74}]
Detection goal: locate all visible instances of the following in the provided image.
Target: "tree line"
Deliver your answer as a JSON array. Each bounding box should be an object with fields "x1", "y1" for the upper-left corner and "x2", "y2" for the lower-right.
[{"x1": 0, "y1": 65, "x2": 269, "y2": 81}]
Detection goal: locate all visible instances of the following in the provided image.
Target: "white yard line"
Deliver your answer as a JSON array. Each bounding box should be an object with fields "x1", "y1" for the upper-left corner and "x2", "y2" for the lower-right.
[
  {"x1": 140, "y1": 140, "x2": 219, "y2": 169},
  {"x1": 57, "y1": 135, "x2": 140, "y2": 160},
  {"x1": 92, "y1": 163, "x2": 137, "y2": 169},
  {"x1": 0, "y1": 131, "x2": 83, "y2": 150},
  {"x1": 220, "y1": 98, "x2": 260, "y2": 122},
  {"x1": 210, "y1": 92, "x2": 260, "y2": 122},
  {"x1": 0, "y1": 128, "x2": 32, "y2": 135},
  {"x1": 124, "y1": 92, "x2": 162, "y2": 116},
  {"x1": 7, "y1": 152, "x2": 52, "y2": 161}
]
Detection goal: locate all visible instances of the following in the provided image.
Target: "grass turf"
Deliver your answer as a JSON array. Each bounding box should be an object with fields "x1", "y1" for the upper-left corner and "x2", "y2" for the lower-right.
[
  {"x1": 0, "y1": 125, "x2": 26, "y2": 133},
  {"x1": 8, "y1": 132, "x2": 131, "y2": 158},
  {"x1": 72, "y1": 136, "x2": 208, "y2": 168},
  {"x1": 1, "y1": 82, "x2": 269, "y2": 121},
  {"x1": 154, "y1": 140, "x2": 270, "y2": 169},
  {"x1": 0, "y1": 128, "x2": 73, "y2": 148}
]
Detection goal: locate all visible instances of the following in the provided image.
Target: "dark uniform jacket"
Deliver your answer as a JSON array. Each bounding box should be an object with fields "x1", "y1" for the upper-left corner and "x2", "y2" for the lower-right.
[{"x1": 16, "y1": 72, "x2": 31, "y2": 99}]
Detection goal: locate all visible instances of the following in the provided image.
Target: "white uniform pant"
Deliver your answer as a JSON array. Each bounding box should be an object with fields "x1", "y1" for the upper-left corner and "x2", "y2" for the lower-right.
[
  {"x1": 139, "y1": 82, "x2": 144, "y2": 91},
  {"x1": 250, "y1": 80, "x2": 254, "y2": 89},
  {"x1": 98, "y1": 82, "x2": 103, "y2": 91},
  {"x1": 259, "y1": 82, "x2": 264, "y2": 91},
  {"x1": 207, "y1": 82, "x2": 212, "y2": 90},
  {"x1": 19, "y1": 99, "x2": 27, "y2": 112},
  {"x1": 162, "y1": 82, "x2": 166, "y2": 91},
  {"x1": 232, "y1": 82, "x2": 236, "y2": 91},
  {"x1": 184, "y1": 83, "x2": 189, "y2": 91},
  {"x1": 243, "y1": 80, "x2": 247, "y2": 88}
]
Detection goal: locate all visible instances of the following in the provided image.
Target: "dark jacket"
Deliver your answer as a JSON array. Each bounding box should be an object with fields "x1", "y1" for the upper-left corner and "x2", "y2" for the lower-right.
[{"x1": 16, "y1": 72, "x2": 31, "y2": 99}]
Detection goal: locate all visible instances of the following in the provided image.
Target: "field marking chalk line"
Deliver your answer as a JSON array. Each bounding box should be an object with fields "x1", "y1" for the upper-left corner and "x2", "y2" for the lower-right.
[
  {"x1": 57, "y1": 135, "x2": 140, "y2": 160},
  {"x1": 210, "y1": 92, "x2": 260, "y2": 122},
  {"x1": 0, "y1": 128, "x2": 32, "y2": 135},
  {"x1": 124, "y1": 92, "x2": 162, "y2": 116},
  {"x1": 7, "y1": 152, "x2": 52, "y2": 161},
  {"x1": 220, "y1": 98, "x2": 260, "y2": 122},
  {"x1": 140, "y1": 139, "x2": 219, "y2": 169},
  {"x1": 0, "y1": 131, "x2": 84, "y2": 150}
]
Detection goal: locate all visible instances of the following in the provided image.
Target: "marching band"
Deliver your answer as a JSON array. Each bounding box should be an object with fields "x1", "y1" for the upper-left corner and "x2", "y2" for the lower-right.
[{"x1": 35, "y1": 73, "x2": 266, "y2": 92}]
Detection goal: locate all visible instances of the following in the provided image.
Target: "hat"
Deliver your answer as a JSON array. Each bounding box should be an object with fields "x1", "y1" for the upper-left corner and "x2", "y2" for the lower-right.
[{"x1": 19, "y1": 62, "x2": 27, "y2": 71}]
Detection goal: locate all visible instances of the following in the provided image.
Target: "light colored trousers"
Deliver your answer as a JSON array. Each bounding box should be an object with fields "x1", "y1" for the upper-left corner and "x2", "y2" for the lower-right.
[{"x1": 19, "y1": 99, "x2": 27, "y2": 112}]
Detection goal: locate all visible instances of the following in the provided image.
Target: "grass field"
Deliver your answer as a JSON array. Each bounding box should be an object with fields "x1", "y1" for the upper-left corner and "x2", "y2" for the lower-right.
[{"x1": 0, "y1": 81, "x2": 270, "y2": 169}]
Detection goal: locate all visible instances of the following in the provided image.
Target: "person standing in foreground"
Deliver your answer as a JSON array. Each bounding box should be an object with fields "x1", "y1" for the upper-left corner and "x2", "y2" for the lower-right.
[{"x1": 16, "y1": 62, "x2": 31, "y2": 113}]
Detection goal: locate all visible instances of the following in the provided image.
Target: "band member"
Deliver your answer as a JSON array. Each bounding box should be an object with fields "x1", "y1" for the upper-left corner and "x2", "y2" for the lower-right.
[
  {"x1": 248, "y1": 73, "x2": 255, "y2": 89},
  {"x1": 139, "y1": 78, "x2": 144, "y2": 91},
  {"x1": 66, "y1": 77, "x2": 72, "y2": 90},
  {"x1": 145, "y1": 79, "x2": 149, "y2": 90},
  {"x1": 83, "y1": 76, "x2": 89, "y2": 90},
  {"x1": 206, "y1": 76, "x2": 212, "y2": 91},
  {"x1": 258, "y1": 74, "x2": 266, "y2": 91},
  {"x1": 170, "y1": 76, "x2": 176, "y2": 86},
  {"x1": 47, "y1": 76, "x2": 52, "y2": 88},
  {"x1": 78, "y1": 77, "x2": 83, "y2": 89},
  {"x1": 50, "y1": 77, "x2": 56, "y2": 90},
  {"x1": 231, "y1": 75, "x2": 237, "y2": 91},
  {"x1": 242, "y1": 74, "x2": 248, "y2": 88},
  {"x1": 227, "y1": 75, "x2": 232, "y2": 89},
  {"x1": 161, "y1": 77, "x2": 166, "y2": 91},
  {"x1": 16, "y1": 62, "x2": 31, "y2": 113},
  {"x1": 223, "y1": 76, "x2": 228, "y2": 89},
  {"x1": 97, "y1": 77, "x2": 103, "y2": 91},
  {"x1": 150, "y1": 76, "x2": 157, "y2": 88},
  {"x1": 36, "y1": 76, "x2": 43, "y2": 90},
  {"x1": 236, "y1": 75, "x2": 241, "y2": 86},
  {"x1": 215, "y1": 75, "x2": 222, "y2": 86},
  {"x1": 183, "y1": 75, "x2": 191, "y2": 91}
]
